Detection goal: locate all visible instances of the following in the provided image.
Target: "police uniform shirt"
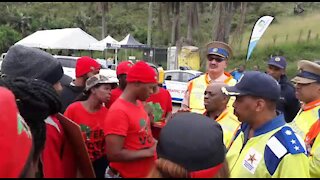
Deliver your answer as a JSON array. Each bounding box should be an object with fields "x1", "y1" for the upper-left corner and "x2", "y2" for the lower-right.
[{"x1": 227, "y1": 114, "x2": 310, "y2": 178}]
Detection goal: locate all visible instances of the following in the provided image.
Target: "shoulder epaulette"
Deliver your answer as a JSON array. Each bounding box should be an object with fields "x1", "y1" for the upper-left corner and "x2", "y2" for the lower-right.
[{"x1": 264, "y1": 126, "x2": 306, "y2": 175}]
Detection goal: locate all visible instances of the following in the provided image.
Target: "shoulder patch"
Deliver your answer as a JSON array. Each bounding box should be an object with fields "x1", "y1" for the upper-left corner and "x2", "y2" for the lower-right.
[
  {"x1": 278, "y1": 126, "x2": 306, "y2": 154},
  {"x1": 264, "y1": 126, "x2": 306, "y2": 175}
]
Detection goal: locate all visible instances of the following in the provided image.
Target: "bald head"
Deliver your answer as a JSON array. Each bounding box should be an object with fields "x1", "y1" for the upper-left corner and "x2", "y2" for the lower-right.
[
  {"x1": 204, "y1": 83, "x2": 230, "y2": 113},
  {"x1": 206, "y1": 83, "x2": 228, "y2": 96}
]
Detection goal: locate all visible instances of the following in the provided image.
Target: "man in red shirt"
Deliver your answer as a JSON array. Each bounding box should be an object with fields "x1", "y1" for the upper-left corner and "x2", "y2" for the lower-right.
[
  {"x1": 106, "y1": 61, "x2": 133, "y2": 108},
  {"x1": 104, "y1": 61, "x2": 158, "y2": 178},
  {"x1": 146, "y1": 64, "x2": 172, "y2": 122}
]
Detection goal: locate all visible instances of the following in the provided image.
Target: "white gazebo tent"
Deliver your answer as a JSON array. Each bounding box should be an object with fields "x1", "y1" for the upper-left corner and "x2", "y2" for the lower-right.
[
  {"x1": 15, "y1": 28, "x2": 98, "y2": 50},
  {"x1": 88, "y1": 35, "x2": 121, "y2": 64}
]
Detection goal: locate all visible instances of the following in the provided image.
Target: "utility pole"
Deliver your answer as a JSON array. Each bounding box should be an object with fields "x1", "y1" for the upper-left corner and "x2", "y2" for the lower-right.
[{"x1": 147, "y1": 2, "x2": 153, "y2": 46}]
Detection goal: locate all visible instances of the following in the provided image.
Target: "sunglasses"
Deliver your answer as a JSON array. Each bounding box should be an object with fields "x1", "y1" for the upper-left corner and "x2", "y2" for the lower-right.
[{"x1": 207, "y1": 55, "x2": 226, "y2": 63}]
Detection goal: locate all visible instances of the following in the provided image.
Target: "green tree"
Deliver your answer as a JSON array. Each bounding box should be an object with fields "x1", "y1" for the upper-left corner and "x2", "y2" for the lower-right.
[{"x1": 0, "y1": 25, "x2": 22, "y2": 53}]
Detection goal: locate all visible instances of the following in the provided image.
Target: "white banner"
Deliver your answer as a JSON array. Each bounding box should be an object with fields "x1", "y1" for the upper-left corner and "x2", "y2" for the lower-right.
[{"x1": 246, "y1": 16, "x2": 274, "y2": 61}]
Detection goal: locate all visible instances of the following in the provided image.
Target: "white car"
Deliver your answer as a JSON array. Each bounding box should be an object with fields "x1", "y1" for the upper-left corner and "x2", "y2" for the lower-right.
[
  {"x1": 0, "y1": 53, "x2": 6, "y2": 72},
  {"x1": 163, "y1": 69, "x2": 203, "y2": 103},
  {"x1": 53, "y1": 55, "x2": 116, "y2": 80}
]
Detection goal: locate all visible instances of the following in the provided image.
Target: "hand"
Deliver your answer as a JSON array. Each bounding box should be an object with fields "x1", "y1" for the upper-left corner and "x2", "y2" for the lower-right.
[{"x1": 177, "y1": 107, "x2": 190, "y2": 113}]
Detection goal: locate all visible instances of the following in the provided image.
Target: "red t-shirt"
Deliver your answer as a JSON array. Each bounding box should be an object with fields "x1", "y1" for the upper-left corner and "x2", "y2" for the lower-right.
[
  {"x1": 146, "y1": 87, "x2": 172, "y2": 121},
  {"x1": 64, "y1": 102, "x2": 108, "y2": 162},
  {"x1": 106, "y1": 87, "x2": 123, "y2": 108},
  {"x1": 41, "y1": 115, "x2": 77, "y2": 178},
  {"x1": 104, "y1": 98, "x2": 156, "y2": 178}
]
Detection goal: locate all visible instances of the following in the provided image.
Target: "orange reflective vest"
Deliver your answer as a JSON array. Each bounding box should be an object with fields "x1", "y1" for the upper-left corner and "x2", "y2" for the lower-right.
[
  {"x1": 188, "y1": 72, "x2": 236, "y2": 114},
  {"x1": 290, "y1": 99, "x2": 320, "y2": 178},
  {"x1": 205, "y1": 109, "x2": 241, "y2": 149}
]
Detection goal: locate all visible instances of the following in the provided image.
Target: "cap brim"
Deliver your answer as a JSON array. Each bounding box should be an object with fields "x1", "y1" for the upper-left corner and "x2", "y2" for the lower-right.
[
  {"x1": 221, "y1": 86, "x2": 247, "y2": 96},
  {"x1": 268, "y1": 62, "x2": 284, "y2": 69},
  {"x1": 207, "y1": 53, "x2": 225, "y2": 58},
  {"x1": 291, "y1": 76, "x2": 317, "y2": 84}
]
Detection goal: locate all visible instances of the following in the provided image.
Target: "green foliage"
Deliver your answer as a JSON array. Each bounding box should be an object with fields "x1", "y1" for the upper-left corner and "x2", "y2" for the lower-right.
[
  {"x1": 0, "y1": 25, "x2": 22, "y2": 53},
  {"x1": 228, "y1": 39, "x2": 320, "y2": 79}
]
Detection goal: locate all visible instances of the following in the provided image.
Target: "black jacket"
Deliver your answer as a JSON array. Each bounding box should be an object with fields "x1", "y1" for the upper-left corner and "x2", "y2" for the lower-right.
[
  {"x1": 60, "y1": 83, "x2": 85, "y2": 113},
  {"x1": 277, "y1": 75, "x2": 301, "y2": 123}
]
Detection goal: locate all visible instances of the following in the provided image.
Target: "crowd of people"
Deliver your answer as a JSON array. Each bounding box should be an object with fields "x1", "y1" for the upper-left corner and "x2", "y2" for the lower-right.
[{"x1": 0, "y1": 40, "x2": 319, "y2": 178}]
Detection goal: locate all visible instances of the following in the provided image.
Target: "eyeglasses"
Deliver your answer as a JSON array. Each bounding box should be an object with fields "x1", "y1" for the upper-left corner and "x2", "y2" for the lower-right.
[{"x1": 207, "y1": 56, "x2": 226, "y2": 63}]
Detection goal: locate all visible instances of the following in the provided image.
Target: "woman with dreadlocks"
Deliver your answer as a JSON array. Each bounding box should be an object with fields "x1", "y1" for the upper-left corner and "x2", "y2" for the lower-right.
[
  {"x1": 0, "y1": 77, "x2": 62, "y2": 177},
  {"x1": 1, "y1": 45, "x2": 78, "y2": 178}
]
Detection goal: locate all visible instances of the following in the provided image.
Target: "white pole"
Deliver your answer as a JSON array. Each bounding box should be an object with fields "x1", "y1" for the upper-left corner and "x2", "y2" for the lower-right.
[{"x1": 115, "y1": 48, "x2": 118, "y2": 65}]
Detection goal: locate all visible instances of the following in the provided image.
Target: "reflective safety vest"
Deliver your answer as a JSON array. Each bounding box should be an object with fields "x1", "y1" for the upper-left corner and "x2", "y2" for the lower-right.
[
  {"x1": 227, "y1": 114, "x2": 310, "y2": 178},
  {"x1": 205, "y1": 109, "x2": 241, "y2": 149},
  {"x1": 188, "y1": 72, "x2": 236, "y2": 114},
  {"x1": 290, "y1": 99, "x2": 320, "y2": 178}
]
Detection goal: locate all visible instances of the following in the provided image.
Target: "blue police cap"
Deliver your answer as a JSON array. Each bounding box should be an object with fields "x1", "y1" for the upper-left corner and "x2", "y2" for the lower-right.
[
  {"x1": 206, "y1": 41, "x2": 233, "y2": 59},
  {"x1": 268, "y1": 56, "x2": 287, "y2": 69},
  {"x1": 222, "y1": 71, "x2": 281, "y2": 101}
]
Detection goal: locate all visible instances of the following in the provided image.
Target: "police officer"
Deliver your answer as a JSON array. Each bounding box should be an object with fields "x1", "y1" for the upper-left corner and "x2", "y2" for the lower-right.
[
  {"x1": 266, "y1": 56, "x2": 300, "y2": 122},
  {"x1": 203, "y1": 83, "x2": 240, "y2": 149},
  {"x1": 222, "y1": 71, "x2": 309, "y2": 178},
  {"x1": 181, "y1": 41, "x2": 237, "y2": 114},
  {"x1": 290, "y1": 60, "x2": 320, "y2": 178}
]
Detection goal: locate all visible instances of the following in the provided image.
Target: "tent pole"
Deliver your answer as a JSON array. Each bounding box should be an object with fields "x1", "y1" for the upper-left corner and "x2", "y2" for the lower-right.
[
  {"x1": 125, "y1": 49, "x2": 127, "y2": 60},
  {"x1": 115, "y1": 48, "x2": 118, "y2": 65}
]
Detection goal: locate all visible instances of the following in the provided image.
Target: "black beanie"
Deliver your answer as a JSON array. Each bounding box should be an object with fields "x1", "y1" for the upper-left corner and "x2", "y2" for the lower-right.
[{"x1": 1, "y1": 45, "x2": 64, "y2": 85}]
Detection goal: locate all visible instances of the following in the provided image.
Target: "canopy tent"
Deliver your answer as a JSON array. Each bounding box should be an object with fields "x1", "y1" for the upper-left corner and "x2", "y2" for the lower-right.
[
  {"x1": 118, "y1": 34, "x2": 149, "y2": 49},
  {"x1": 88, "y1": 35, "x2": 120, "y2": 51},
  {"x1": 118, "y1": 34, "x2": 151, "y2": 61},
  {"x1": 15, "y1": 28, "x2": 98, "y2": 50},
  {"x1": 88, "y1": 35, "x2": 121, "y2": 65}
]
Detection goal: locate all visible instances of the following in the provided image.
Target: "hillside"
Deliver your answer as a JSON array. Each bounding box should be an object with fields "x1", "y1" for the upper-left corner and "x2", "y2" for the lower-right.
[
  {"x1": 0, "y1": 2, "x2": 320, "y2": 78},
  {"x1": 228, "y1": 12, "x2": 320, "y2": 78}
]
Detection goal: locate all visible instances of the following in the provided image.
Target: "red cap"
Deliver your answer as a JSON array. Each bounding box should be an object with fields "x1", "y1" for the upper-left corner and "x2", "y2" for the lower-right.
[
  {"x1": 0, "y1": 87, "x2": 33, "y2": 178},
  {"x1": 126, "y1": 61, "x2": 158, "y2": 83},
  {"x1": 75, "y1": 56, "x2": 101, "y2": 78},
  {"x1": 116, "y1": 61, "x2": 134, "y2": 75}
]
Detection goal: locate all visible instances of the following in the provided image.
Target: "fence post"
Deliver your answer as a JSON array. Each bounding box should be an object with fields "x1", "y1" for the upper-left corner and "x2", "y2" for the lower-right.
[
  {"x1": 307, "y1": 29, "x2": 312, "y2": 41},
  {"x1": 273, "y1": 35, "x2": 277, "y2": 46},
  {"x1": 298, "y1": 30, "x2": 303, "y2": 43},
  {"x1": 286, "y1": 34, "x2": 289, "y2": 42}
]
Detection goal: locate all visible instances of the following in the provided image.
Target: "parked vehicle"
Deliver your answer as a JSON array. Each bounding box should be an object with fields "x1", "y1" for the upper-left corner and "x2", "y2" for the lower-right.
[
  {"x1": 53, "y1": 55, "x2": 116, "y2": 79},
  {"x1": 163, "y1": 69, "x2": 203, "y2": 103},
  {"x1": 0, "y1": 53, "x2": 6, "y2": 72}
]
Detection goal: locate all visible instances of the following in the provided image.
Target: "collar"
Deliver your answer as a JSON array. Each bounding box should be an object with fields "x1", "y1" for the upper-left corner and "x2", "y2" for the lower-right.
[
  {"x1": 240, "y1": 113, "x2": 286, "y2": 137},
  {"x1": 203, "y1": 109, "x2": 228, "y2": 122},
  {"x1": 216, "y1": 109, "x2": 228, "y2": 122},
  {"x1": 303, "y1": 99, "x2": 320, "y2": 111},
  {"x1": 206, "y1": 72, "x2": 232, "y2": 84}
]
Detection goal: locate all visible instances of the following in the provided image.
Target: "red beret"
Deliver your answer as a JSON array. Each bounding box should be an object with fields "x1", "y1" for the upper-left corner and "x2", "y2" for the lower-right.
[
  {"x1": 116, "y1": 61, "x2": 133, "y2": 76},
  {"x1": 0, "y1": 87, "x2": 33, "y2": 178},
  {"x1": 126, "y1": 61, "x2": 158, "y2": 84},
  {"x1": 75, "y1": 56, "x2": 101, "y2": 78}
]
